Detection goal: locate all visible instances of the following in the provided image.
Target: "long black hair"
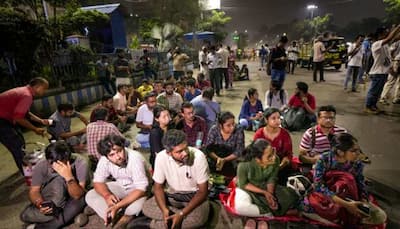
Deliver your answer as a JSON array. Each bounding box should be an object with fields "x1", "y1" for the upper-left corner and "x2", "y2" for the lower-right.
[
  {"x1": 330, "y1": 133, "x2": 358, "y2": 154},
  {"x1": 243, "y1": 139, "x2": 271, "y2": 161}
]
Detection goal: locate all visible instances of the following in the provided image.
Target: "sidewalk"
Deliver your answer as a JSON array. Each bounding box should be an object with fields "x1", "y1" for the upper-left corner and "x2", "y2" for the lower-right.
[{"x1": 1, "y1": 61, "x2": 399, "y2": 227}]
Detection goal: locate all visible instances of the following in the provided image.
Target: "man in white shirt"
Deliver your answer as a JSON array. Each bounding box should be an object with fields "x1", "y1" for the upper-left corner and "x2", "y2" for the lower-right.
[
  {"x1": 365, "y1": 25, "x2": 400, "y2": 114},
  {"x1": 198, "y1": 46, "x2": 209, "y2": 80},
  {"x1": 380, "y1": 40, "x2": 400, "y2": 104},
  {"x1": 344, "y1": 35, "x2": 364, "y2": 92},
  {"x1": 141, "y1": 130, "x2": 209, "y2": 228},
  {"x1": 86, "y1": 134, "x2": 149, "y2": 228},
  {"x1": 136, "y1": 92, "x2": 157, "y2": 148},
  {"x1": 287, "y1": 41, "x2": 299, "y2": 74},
  {"x1": 207, "y1": 46, "x2": 221, "y2": 96},
  {"x1": 217, "y1": 44, "x2": 230, "y2": 89},
  {"x1": 313, "y1": 36, "x2": 328, "y2": 82}
]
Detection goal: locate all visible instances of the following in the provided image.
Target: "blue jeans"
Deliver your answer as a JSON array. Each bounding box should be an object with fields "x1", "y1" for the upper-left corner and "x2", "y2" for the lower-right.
[
  {"x1": 271, "y1": 69, "x2": 286, "y2": 84},
  {"x1": 365, "y1": 74, "x2": 388, "y2": 108},
  {"x1": 344, "y1": 66, "x2": 359, "y2": 90}
]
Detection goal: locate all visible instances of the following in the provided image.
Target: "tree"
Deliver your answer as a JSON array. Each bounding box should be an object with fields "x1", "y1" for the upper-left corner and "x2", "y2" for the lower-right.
[
  {"x1": 198, "y1": 10, "x2": 231, "y2": 42},
  {"x1": 151, "y1": 23, "x2": 183, "y2": 51},
  {"x1": 383, "y1": 0, "x2": 400, "y2": 24},
  {"x1": 150, "y1": 0, "x2": 200, "y2": 32},
  {"x1": 139, "y1": 18, "x2": 162, "y2": 42}
]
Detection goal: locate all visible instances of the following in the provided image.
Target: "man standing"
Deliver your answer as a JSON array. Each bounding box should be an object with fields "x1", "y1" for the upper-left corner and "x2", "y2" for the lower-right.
[
  {"x1": 0, "y1": 77, "x2": 49, "y2": 175},
  {"x1": 344, "y1": 35, "x2": 364, "y2": 92},
  {"x1": 313, "y1": 36, "x2": 328, "y2": 82},
  {"x1": 270, "y1": 36, "x2": 288, "y2": 85},
  {"x1": 380, "y1": 40, "x2": 400, "y2": 105},
  {"x1": 96, "y1": 55, "x2": 114, "y2": 95},
  {"x1": 86, "y1": 134, "x2": 149, "y2": 228},
  {"x1": 207, "y1": 46, "x2": 221, "y2": 96},
  {"x1": 113, "y1": 50, "x2": 131, "y2": 86},
  {"x1": 217, "y1": 44, "x2": 230, "y2": 90},
  {"x1": 20, "y1": 141, "x2": 88, "y2": 228},
  {"x1": 48, "y1": 103, "x2": 88, "y2": 147},
  {"x1": 140, "y1": 49, "x2": 157, "y2": 81},
  {"x1": 299, "y1": 105, "x2": 346, "y2": 165},
  {"x1": 141, "y1": 130, "x2": 209, "y2": 228},
  {"x1": 365, "y1": 25, "x2": 400, "y2": 114},
  {"x1": 287, "y1": 41, "x2": 299, "y2": 74},
  {"x1": 259, "y1": 45, "x2": 268, "y2": 71},
  {"x1": 173, "y1": 47, "x2": 190, "y2": 81},
  {"x1": 198, "y1": 46, "x2": 209, "y2": 80},
  {"x1": 136, "y1": 92, "x2": 158, "y2": 148},
  {"x1": 176, "y1": 102, "x2": 207, "y2": 147}
]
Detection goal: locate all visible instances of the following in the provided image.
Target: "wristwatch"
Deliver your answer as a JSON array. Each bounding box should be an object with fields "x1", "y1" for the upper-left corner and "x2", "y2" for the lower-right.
[{"x1": 179, "y1": 211, "x2": 184, "y2": 217}]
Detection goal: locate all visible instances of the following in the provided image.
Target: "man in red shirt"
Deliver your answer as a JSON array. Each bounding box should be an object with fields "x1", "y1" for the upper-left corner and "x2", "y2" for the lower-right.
[
  {"x1": 288, "y1": 81, "x2": 317, "y2": 125},
  {"x1": 0, "y1": 77, "x2": 49, "y2": 174}
]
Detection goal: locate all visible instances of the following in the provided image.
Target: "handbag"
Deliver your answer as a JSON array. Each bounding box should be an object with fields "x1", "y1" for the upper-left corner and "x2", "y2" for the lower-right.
[{"x1": 281, "y1": 107, "x2": 307, "y2": 131}]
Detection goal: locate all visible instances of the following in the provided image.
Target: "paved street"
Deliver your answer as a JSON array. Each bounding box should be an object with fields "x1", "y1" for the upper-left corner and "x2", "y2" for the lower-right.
[{"x1": 0, "y1": 60, "x2": 399, "y2": 228}]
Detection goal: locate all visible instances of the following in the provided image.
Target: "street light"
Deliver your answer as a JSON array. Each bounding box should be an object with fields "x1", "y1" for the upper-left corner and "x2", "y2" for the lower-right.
[{"x1": 307, "y1": 4, "x2": 318, "y2": 19}]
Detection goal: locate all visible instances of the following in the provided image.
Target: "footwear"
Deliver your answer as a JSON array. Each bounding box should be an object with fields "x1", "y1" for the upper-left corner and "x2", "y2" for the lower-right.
[
  {"x1": 379, "y1": 99, "x2": 390, "y2": 105},
  {"x1": 359, "y1": 152, "x2": 372, "y2": 164},
  {"x1": 84, "y1": 206, "x2": 96, "y2": 216},
  {"x1": 126, "y1": 216, "x2": 151, "y2": 229},
  {"x1": 364, "y1": 107, "x2": 379, "y2": 114},
  {"x1": 25, "y1": 224, "x2": 35, "y2": 229},
  {"x1": 257, "y1": 220, "x2": 269, "y2": 229},
  {"x1": 393, "y1": 100, "x2": 400, "y2": 104},
  {"x1": 244, "y1": 219, "x2": 256, "y2": 229},
  {"x1": 74, "y1": 213, "x2": 89, "y2": 227},
  {"x1": 351, "y1": 89, "x2": 358, "y2": 92},
  {"x1": 320, "y1": 79, "x2": 326, "y2": 82}
]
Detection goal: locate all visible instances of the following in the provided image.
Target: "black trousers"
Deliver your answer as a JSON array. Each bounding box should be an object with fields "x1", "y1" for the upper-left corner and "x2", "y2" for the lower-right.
[
  {"x1": 313, "y1": 61, "x2": 324, "y2": 81},
  {"x1": 0, "y1": 118, "x2": 25, "y2": 175}
]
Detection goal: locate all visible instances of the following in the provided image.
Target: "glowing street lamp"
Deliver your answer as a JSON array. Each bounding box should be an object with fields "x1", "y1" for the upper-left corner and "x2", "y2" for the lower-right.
[{"x1": 307, "y1": 4, "x2": 318, "y2": 19}]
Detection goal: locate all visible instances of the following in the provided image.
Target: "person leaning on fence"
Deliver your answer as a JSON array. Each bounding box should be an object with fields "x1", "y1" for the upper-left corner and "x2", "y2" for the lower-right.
[
  {"x1": 0, "y1": 77, "x2": 50, "y2": 175},
  {"x1": 20, "y1": 140, "x2": 88, "y2": 228},
  {"x1": 85, "y1": 134, "x2": 149, "y2": 228},
  {"x1": 140, "y1": 129, "x2": 210, "y2": 229}
]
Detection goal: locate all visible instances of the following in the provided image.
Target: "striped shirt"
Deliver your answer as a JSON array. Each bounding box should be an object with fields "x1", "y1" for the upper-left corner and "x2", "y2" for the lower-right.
[
  {"x1": 93, "y1": 148, "x2": 149, "y2": 192},
  {"x1": 300, "y1": 125, "x2": 347, "y2": 157},
  {"x1": 87, "y1": 120, "x2": 123, "y2": 159}
]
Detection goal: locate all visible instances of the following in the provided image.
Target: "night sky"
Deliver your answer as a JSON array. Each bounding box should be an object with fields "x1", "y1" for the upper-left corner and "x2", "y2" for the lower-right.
[{"x1": 222, "y1": 0, "x2": 387, "y2": 34}]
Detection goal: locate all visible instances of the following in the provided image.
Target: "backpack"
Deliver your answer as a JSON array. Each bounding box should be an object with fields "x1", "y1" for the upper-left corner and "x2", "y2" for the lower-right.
[
  {"x1": 281, "y1": 107, "x2": 307, "y2": 131},
  {"x1": 268, "y1": 90, "x2": 285, "y2": 107}
]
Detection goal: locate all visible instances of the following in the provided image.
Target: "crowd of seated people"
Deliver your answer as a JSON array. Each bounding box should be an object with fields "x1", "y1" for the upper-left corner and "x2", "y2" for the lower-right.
[{"x1": 19, "y1": 57, "x2": 386, "y2": 229}]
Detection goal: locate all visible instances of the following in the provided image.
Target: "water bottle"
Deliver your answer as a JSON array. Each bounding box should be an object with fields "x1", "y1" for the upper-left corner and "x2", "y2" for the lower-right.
[{"x1": 195, "y1": 132, "x2": 203, "y2": 148}]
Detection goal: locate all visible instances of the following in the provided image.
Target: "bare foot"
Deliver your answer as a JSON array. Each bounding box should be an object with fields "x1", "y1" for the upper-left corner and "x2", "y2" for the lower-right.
[
  {"x1": 244, "y1": 219, "x2": 256, "y2": 229},
  {"x1": 257, "y1": 220, "x2": 269, "y2": 229}
]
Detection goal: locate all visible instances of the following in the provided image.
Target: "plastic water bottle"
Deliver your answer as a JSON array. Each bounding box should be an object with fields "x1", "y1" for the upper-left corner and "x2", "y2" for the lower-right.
[{"x1": 195, "y1": 132, "x2": 203, "y2": 148}]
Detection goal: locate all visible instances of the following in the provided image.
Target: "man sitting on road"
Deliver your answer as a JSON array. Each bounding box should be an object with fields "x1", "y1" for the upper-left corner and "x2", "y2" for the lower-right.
[
  {"x1": 113, "y1": 84, "x2": 137, "y2": 123},
  {"x1": 288, "y1": 81, "x2": 317, "y2": 124},
  {"x1": 140, "y1": 130, "x2": 210, "y2": 228},
  {"x1": 87, "y1": 108, "x2": 125, "y2": 163},
  {"x1": 191, "y1": 87, "x2": 221, "y2": 129},
  {"x1": 136, "y1": 92, "x2": 157, "y2": 148},
  {"x1": 157, "y1": 81, "x2": 183, "y2": 116},
  {"x1": 176, "y1": 102, "x2": 207, "y2": 147},
  {"x1": 90, "y1": 95, "x2": 128, "y2": 131},
  {"x1": 86, "y1": 134, "x2": 149, "y2": 228},
  {"x1": 299, "y1": 105, "x2": 347, "y2": 166},
  {"x1": 20, "y1": 141, "x2": 88, "y2": 228},
  {"x1": 48, "y1": 103, "x2": 88, "y2": 148},
  {"x1": 137, "y1": 79, "x2": 154, "y2": 99}
]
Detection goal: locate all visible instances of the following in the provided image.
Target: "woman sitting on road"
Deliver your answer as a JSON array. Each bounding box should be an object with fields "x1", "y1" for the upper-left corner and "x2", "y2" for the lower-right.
[
  {"x1": 253, "y1": 108, "x2": 294, "y2": 185},
  {"x1": 205, "y1": 111, "x2": 245, "y2": 177},
  {"x1": 234, "y1": 139, "x2": 299, "y2": 229},
  {"x1": 239, "y1": 88, "x2": 264, "y2": 131},
  {"x1": 149, "y1": 105, "x2": 171, "y2": 168},
  {"x1": 303, "y1": 133, "x2": 386, "y2": 227}
]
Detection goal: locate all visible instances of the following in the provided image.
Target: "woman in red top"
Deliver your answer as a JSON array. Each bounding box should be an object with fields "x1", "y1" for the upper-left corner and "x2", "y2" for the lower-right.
[{"x1": 253, "y1": 107, "x2": 294, "y2": 184}]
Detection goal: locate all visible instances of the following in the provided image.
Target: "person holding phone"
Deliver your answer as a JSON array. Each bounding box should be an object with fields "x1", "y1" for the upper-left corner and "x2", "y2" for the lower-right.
[
  {"x1": 20, "y1": 141, "x2": 88, "y2": 228},
  {"x1": 303, "y1": 133, "x2": 386, "y2": 227}
]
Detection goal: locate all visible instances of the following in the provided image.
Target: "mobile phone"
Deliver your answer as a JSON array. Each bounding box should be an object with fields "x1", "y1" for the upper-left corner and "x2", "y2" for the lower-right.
[{"x1": 41, "y1": 200, "x2": 54, "y2": 209}]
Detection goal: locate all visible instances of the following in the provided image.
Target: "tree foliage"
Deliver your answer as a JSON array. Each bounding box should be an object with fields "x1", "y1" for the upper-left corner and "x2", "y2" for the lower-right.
[
  {"x1": 198, "y1": 10, "x2": 231, "y2": 42},
  {"x1": 383, "y1": 0, "x2": 400, "y2": 24},
  {"x1": 58, "y1": 8, "x2": 109, "y2": 36},
  {"x1": 151, "y1": 23, "x2": 183, "y2": 50}
]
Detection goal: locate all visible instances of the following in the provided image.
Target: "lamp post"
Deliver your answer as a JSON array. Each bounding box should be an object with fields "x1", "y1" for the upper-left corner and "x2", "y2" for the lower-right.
[{"x1": 307, "y1": 4, "x2": 318, "y2": 19}]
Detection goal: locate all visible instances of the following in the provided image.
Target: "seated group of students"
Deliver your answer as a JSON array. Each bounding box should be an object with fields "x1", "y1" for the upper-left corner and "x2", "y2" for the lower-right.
[{"x1": 19, "y1": 73, "x2": 386, "y2": 228}]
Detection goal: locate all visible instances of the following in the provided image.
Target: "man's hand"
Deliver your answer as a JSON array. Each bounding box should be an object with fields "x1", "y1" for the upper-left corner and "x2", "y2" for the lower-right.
[
  {"x1": 52, "y1": 161, "x2": 74, "y2": 180},
  {"x1": 301, "y1": 96, "x2": 308, "y2": 103},
  {"x1": 216, "y1": 157, "x2": 225, "y2": 171},
  {"x1": 264, "y1": 191, "x2": 278, "y2": 210},
  {"x1": 105, "y1": 194, "x2": 120, "y2": 207},
  {"x1": 162, "y1": 208, "x2": 170, "y2": 226},
  {"x1": 39, "y1": 205, "x2": 53, "y2": 215},
  {"x1": 34, "y1": 127, "x2": 46, "y2": 136},
  {"x1": 166, "y1": 212, "x2": 184, "y2": 229},
  {"x1": 105, "y1": 204, "x2": 121, "y2": 225}
]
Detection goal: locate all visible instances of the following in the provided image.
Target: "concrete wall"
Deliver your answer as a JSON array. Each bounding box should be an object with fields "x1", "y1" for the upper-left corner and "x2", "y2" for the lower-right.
[{"x1": 31, "y1": 84, "x2": 104, "y2": 117}]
